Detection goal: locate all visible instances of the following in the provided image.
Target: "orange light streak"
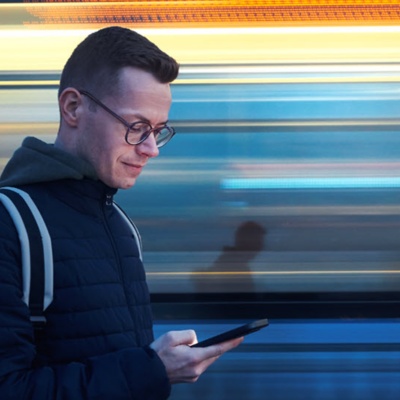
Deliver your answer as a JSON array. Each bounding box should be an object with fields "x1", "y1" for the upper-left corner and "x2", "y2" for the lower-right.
[{"x1": 11, "y1": 0, "x2": 400, "y2": 28}]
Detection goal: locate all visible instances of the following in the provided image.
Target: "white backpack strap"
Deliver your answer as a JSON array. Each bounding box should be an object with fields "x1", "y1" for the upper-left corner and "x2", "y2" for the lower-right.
[
  {"x1": 0, "y1": 187, "x2": 53, "y2": 325},
  {"x1": 113, "y1": 203, "x2": 143, "y2": 261}
]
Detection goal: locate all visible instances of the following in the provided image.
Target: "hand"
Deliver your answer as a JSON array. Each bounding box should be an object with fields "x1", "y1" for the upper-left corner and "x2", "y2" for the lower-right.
[{"x1": 150, "y1": 330, "x2": 243, "y2": 384}]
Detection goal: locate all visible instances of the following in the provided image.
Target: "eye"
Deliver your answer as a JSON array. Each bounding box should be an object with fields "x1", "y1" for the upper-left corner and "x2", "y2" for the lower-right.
[{"x1": 129, "y1": 121, "x2": 151, "y2": 134}]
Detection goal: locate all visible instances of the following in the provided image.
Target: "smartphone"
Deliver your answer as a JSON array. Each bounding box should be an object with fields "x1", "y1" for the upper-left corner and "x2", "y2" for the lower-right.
[{"x1": 191, "y1": 318, "x2": 269, "y2": 348}]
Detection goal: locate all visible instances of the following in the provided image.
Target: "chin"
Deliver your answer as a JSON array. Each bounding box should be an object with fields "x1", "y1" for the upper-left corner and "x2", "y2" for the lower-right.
[{"x1": 119, "y1": 178, "x2": 137, "y2": 189}]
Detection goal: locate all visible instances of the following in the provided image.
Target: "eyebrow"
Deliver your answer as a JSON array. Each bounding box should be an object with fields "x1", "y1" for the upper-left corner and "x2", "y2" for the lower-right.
[{"x1": 130, "y1": 113, "x2": 169, "y2": 126}]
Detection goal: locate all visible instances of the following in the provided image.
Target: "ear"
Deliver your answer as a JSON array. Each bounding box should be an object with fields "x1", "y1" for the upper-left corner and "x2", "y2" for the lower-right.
[{"x1": 59, "y1": 88, "x2": 82, "y2": 128}]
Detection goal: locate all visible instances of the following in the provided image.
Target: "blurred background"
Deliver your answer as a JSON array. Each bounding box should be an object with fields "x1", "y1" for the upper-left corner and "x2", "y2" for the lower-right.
[{"x1": 1, "y1": 1, "x2": 400, "y2": 398}]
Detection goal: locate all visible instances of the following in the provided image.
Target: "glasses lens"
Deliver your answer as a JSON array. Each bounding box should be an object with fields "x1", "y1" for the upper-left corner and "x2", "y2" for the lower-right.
[
  {"x1": 155, "y1": 126, "x2": 175, "y2": 148},
  {"x1": 126, "y1": 122, "x2": 175, "y2": 147},
  {"x1": 126, "y1": 122, "x2": 153, "y2": 145}
]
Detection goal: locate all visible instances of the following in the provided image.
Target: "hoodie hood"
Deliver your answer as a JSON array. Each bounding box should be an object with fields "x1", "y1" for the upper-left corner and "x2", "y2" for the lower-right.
[{"x1": 0, "y1": 136, "x2": 98, "y2": 187}]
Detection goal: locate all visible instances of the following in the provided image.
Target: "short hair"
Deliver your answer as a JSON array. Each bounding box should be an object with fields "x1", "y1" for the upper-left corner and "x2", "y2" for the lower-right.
[{"x1": 58, "y1": 26, "x2": 179, "y2": 98}]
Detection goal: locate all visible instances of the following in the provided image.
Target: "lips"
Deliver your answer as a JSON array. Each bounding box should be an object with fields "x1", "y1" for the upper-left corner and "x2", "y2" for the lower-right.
[
  {"x1": 122, "y1": 160, "x2": 145, "y2": 173},
  {"x1": 124, "y1": 162, "x2": 142, "y2": 168}
]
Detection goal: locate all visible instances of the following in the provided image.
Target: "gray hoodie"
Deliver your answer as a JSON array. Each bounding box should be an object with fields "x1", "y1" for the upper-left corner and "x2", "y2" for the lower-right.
[{"x1": 0, "y1": 136, "x2": 97, "y2": 188}]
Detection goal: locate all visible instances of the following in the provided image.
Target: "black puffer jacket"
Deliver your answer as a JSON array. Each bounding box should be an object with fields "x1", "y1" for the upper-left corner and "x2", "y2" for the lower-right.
[{"x1": 0, "y1": 137, "x2": 170, "y2": 399}]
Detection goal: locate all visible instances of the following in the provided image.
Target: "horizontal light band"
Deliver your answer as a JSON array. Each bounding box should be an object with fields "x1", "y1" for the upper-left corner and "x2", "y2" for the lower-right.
[
  {"x1": 2, "y1": 1, "x2": 400, "y2": 27},
  {"x1": 2, "y1": 26, "x2": 400, "y2": 70},
  {"x1": 4, "y1": 60, "x2": 400, "y2": 86},
  {"x1": 221, "y1": 177, "x2": 400, "y2": 190},
  {"x1": 5, "y1": 77, "x2": 400, "y2": 87},
  {"x1": 148, "y1": 270, "x2": 400, "y2": 276}
]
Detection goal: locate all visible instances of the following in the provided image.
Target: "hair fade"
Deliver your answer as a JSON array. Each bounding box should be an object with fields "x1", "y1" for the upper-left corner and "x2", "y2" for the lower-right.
[{"x1": 59, "y1": 26, "x2": 180, "y2": 98}]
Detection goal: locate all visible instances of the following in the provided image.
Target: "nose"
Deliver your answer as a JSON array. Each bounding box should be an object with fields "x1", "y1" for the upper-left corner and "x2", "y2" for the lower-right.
[{"x1": 136, "y1": 132, "x2": 160, "y2": 158}]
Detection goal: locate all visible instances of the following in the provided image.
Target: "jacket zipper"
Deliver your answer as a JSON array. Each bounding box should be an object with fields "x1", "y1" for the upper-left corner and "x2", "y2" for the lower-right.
[
  {"x1": 102, "y1": 193, "x2": 123, "y2": 278},
  {"x1": 105, "y1": 193, "x2": 113, "y2": 206}
]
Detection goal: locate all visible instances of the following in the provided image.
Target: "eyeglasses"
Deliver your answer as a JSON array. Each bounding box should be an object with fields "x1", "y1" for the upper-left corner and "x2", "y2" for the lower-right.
[{"x1": 79, "y1": 90, "x2": 175, "y2": 147}]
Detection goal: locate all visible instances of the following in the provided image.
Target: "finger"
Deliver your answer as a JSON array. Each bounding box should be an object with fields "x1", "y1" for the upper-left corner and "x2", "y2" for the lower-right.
[
  {"x1": 150, "y1": 329, "x2": 197, "y2": 352},
  {"x1": 196, "y1": 336, "x2": 244, "y2": 359},
  {"x1": 171, "y1": 329, "x2": 198, "y2": 346}
]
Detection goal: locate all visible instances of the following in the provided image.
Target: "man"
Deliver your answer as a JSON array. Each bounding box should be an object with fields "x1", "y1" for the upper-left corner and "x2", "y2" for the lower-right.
[{"x1": 0, "y1": 26, "x2": 242, "y2": 399}]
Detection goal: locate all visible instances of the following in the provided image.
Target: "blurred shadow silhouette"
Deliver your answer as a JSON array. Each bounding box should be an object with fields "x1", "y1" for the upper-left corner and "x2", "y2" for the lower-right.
[{"x1": 193, "y1": 221, "x2": 266, "y2": 293}]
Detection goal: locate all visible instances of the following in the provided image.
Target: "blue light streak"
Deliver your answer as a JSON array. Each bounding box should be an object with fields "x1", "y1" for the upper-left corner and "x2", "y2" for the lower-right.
[{"x1": 221, "y1": 177, "x2": 400, "y2": 190}]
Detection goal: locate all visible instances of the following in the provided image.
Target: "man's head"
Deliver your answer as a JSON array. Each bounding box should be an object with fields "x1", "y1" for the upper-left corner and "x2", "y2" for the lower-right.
[
  {"x1": 56, "y1": 27, "x2": 179, "y2": 189},
  {"x1": 59, "y1": 26, "x2": 179, "y2": 98}
]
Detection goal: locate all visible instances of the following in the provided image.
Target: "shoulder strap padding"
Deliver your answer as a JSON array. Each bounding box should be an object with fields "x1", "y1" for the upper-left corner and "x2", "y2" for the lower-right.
[{"x1": 0, "y1": 187, "x2": 53, "y2": 324}]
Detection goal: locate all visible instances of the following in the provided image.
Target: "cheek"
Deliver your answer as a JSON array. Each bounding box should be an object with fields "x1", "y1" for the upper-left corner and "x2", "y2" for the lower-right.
[
  {"x1": 78, "y1": 118, "x2": 131, "y2": 180},
  {"x1": 96, "y1": 143, "x2": 120, "y2": 171},
  {"x1": 96, "y1": 142, "x2": 132, "y2": 179},
  {"x1": 78, "y1": 132, "x2": 116, "y2": 175},
  {"x1": 87, "y1": 123, "x2": 119, "y2": 161}
]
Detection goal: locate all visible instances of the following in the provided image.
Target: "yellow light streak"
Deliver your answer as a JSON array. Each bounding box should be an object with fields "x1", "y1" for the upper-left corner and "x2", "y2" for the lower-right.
[
  {"x1": 1, "y1": 26, "x2": 400, "y2": 71},
  {"x1": 0, "y1": 81, "x2": 60, "y2": 87}
]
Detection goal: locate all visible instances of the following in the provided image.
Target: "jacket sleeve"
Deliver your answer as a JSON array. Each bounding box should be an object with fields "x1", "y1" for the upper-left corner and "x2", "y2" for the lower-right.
[{"x1": 0, "y1": 206, "x2": 171, "y2": 400}]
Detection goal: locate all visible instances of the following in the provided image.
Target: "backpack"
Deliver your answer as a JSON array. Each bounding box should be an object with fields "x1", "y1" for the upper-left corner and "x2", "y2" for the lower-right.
[{"x1": 0, "y1": 186, "x2": 142, "y2": 332}]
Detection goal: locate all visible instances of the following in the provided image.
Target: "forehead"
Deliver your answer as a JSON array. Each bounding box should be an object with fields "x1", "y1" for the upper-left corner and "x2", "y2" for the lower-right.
[
  {"x1": 117, "y1": 67, "x2": 171, "y2": 96},
  {"x1": 112, "y1": 67, "x2": 172, "y2": 119}
]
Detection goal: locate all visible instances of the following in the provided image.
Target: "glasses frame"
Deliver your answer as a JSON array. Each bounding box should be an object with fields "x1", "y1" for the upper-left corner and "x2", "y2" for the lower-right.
[{"x1": 79, "y1": 90, "x2": 175, "y2": 147}]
